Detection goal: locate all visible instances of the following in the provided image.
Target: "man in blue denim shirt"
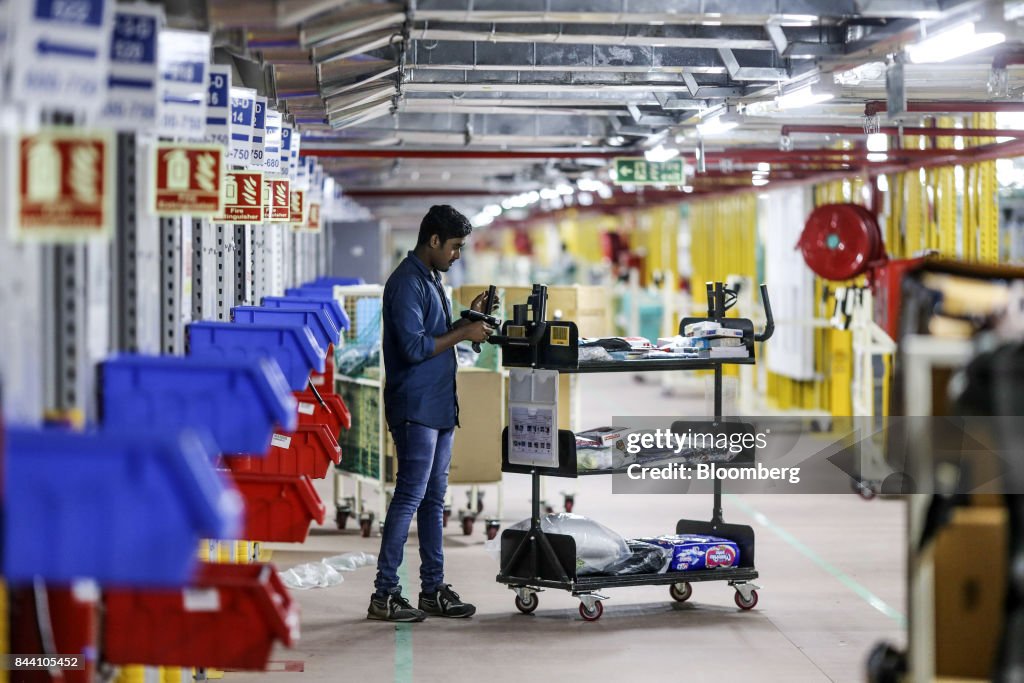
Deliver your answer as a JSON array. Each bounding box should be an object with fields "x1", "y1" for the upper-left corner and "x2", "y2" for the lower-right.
[{"x1": 368, "y1": 205, "x2": 496, "y2": 622}]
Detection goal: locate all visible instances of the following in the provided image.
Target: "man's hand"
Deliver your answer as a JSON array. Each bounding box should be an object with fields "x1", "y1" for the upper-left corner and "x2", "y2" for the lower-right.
[
  {"x1": 470, "y1": 290, "x2": 501, "y2": 313},
  {"x1": 461, "y1": 320, "x2": 494, "y2": 344}
]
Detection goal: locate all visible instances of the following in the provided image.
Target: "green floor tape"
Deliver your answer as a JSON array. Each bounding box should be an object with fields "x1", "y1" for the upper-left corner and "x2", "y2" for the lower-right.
[
  {"x1": 726, "y1": 495, "x2": 906, "y2": 627},
  {"x1": 395, "y1": 560, "x2": 413, "y2": 683}
]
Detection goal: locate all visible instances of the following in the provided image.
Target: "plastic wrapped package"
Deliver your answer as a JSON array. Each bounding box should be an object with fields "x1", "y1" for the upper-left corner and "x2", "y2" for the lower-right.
[
  {"x1": 577, "y1": 447, "x2": 614, "y2": 471},
  {"x1": 636, "y1": 534, "x2": 740, "y2": 571},
  {"x1": 508, "y1": 513, "x2": 631, "y2": 575},
  {"x1": 601, "y1": 540, "x2": 673, "y2": 576}
]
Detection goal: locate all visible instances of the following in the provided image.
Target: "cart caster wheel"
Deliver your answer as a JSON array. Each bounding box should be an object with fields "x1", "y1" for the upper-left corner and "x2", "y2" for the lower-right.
[
  {"x1": 335, "y1": 509, "x2": 350, "y2": 530},
  {"x1": 564, "y1": 495, "x2": 574, "y2": 513},
  {"x1": 360, "y1": 519, "x2": 372, "y2": 538},
  {"x1": 443, "y1": 508, "x2": 451, "y2": 527},
  {"x1": 485, "y1": 521, "x2": 500, "y2": 540},
  {"x1": 476, "y1": 492, "x2": 485, "y2": 514},
  {"x1": 859, "y1": 487, "x2": 877, "y2": 501},
  {"x1": 579, "y1": 600, "x2": 603, "y2": 622},
  {"x1": 544, "y1": 505, "x2": 554, "y2": 514},
  {"x1": 461, "y1": 517, "x2": 474, "y2": 536},
  {"x1": 514, "y1": 593, "x2": 538, "y2": 614},
  {"x1": 669, "y1": 582, "x2": 692, "y2": 602},
  {"x1": 734, "y1": 590, "x2": 758, "y2": 610}
]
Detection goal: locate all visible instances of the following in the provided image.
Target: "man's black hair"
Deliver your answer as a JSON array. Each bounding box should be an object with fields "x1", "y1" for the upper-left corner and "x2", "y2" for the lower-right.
[{"x1": 417, "y1": 205, "x2": 472, "y2": 247}]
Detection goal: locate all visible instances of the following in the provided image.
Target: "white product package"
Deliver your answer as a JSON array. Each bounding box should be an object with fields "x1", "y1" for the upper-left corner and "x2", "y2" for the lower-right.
[
  {"x1": 507, "y1": 513, "x2": 632, "y2": 575},
  {"x1": 279, "y1": 551, "x2": 377, "y2": 590}
]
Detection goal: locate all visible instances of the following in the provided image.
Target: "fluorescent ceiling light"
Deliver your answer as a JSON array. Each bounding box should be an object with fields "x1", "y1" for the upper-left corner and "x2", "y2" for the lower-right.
[
  {"x1": 471, "y1": 213, "x2": 494, "y2": 227},
  {"x1": 867, "y1": 133, "x2": 888, "y2": 152},
  {"x1": 776, "y1": 87, "x2": 834, "y2": 110},
  {"x1": 868, "y1": 152, "x2": 888, "y2": 162},
  {"x1": 752, "y1": 176, "x2": 769, "y2": 186},
  {"x1": 483, "y1": 204, "x2": 502, "y2": 217},
  {"x1": 555, "y1": 183, "x2": 574, "y2": 195},
  {"x1": 757, "y1": 162, "x2": 770, "y2": 172},
  {"x1": 876, "y1": 175, "x2": 889, "y2": 192},
  {"x1": 696, "y1": 118, "x2": 738, "y2": 136},
  {"x1": 644, "y1": 144, "x2": 680, "y2": 162},
  {"x1": 682, "y1": 186, "x2": 694, "y2": 193},
  {"x1": 906, "y1": 22, "x2": 1005, "y2": 63}
]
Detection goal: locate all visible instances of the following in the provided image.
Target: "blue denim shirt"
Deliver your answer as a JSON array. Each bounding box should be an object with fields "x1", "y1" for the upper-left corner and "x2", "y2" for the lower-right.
[{"x1": 382, "y1": 252, "x2": 459, "y2": 430}]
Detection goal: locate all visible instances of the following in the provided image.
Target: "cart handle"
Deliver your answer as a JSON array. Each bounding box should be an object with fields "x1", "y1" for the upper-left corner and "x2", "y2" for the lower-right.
[{"x1": 754, "y1": 283, "x2": 775, "y2": 343}]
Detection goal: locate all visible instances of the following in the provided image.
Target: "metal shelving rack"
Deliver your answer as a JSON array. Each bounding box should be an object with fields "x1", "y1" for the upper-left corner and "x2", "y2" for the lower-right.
[{"x1": 493, "y1": 281, "x2": 775, "y2": 621}]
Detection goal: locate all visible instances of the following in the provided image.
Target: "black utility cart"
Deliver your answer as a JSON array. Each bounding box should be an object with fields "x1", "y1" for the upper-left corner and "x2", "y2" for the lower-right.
[{"x1": 489, "y1": 281, "x2": 775, "y2": 621}]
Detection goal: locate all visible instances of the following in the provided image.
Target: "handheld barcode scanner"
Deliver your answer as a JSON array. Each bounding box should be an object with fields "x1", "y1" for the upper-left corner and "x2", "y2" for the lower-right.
[{"x1": 460, "y1": 285, "x2": 501, "y2": 352}]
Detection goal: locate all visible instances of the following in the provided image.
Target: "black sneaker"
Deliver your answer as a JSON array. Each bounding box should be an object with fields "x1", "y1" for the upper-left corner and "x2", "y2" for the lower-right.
[
  {"x1": 367, "y1": 591, "x2": 427, "y2": 622},
  {"x1": 418, "y1": 584, "x2": 476, "y2": 618}
]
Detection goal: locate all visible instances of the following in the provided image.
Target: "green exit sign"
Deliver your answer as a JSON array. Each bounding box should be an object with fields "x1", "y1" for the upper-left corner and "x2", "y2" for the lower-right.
[{"x1": 613, "y1": 157, "x2": 684, "y2": 185}]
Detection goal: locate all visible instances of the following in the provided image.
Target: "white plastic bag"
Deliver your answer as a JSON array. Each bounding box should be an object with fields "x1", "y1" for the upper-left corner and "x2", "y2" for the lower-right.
[
  {"x1": 279, "y1": 552, "x2": 377, "y2": 590},
  {"x1": 508, "y1": 513, "x2": 631, "y2": 575}
]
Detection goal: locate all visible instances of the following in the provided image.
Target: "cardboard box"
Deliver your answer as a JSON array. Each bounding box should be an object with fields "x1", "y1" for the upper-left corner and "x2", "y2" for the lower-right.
[
  {"x1": 933, "y1": 505, "x2": 1007, "y2": 679},
  {"x1": 449, "y1": 369, "x2": 504, "y2": 484}
]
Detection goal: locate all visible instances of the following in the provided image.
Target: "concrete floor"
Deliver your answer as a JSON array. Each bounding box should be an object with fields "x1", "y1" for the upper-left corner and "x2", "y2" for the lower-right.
[{"x1": 231, "y1": 373, "x2": 906, "y2": 683}]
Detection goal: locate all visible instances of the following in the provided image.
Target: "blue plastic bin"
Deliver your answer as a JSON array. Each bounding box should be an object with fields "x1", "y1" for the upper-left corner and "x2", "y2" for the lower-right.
[
  {"x1": 101, "y1": 354, "x2": 297, "y2": 454},
  {"x1": 309, "y1": 276, "x2": 364, "y2": 286},
  {"x1": 189, "y1": 321, "x2": 324, "y2": 390},
  {"x1": 261, "y1": 296, "x2": 349, "y2": 337},
  {"x1": 3, "y1": 426, "x2": 242, "y2": 586},
  {"x1": 231, "y1": 305, "x2": 339, "y2": 351}
]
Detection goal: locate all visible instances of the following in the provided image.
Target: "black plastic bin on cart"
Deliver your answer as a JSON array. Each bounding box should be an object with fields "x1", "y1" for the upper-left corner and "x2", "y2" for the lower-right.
[{"x1": 490, "y1": 282, "x2": 774, "y2": 621}]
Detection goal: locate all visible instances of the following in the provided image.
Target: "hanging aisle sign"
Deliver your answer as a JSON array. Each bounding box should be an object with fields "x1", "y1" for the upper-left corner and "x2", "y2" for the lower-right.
[
  {"x1": 289, "y1": 130, "x2": 301, "y2": 182},
  {"x1": 10, "y1": 0, "x2": 113, "y2": 111},
  {"x1": 157, "y1": 29, "x2": 209, "y2": 138},
  {"x1": 215, "y1": 170, "x2": 262, "y2": 224},
  {"x1": 228, "y1": 86, "x2": 254, "y2": 166},
  {"x1": 248, "y1": 95, "x2": 266, "y2": 170},
  {"x1": 264, "y1": 177, "x2": 290, "y2": 222},
  {"x1": 279, "y1": 123, "x2": 293, "y2": 173},
  {"x1": 205, "y1": 64, "x2": 231, "y2": 148},
  {"x1": 11, "y1": 130, "x2": 115, "y2": 242},
  {"x1": 263, "y1": 109, "x2": 282, "y2": 174},
  {"x1": 153, "y1": 142, "x2": 224, "y2": 215},
  {"x1": 99, "y1": 4, "x2": 161, "y2": 130}
]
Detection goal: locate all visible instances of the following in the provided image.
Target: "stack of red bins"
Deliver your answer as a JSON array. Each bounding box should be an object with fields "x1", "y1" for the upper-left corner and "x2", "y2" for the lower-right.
[{"x1": 224, "y1": 343, "x2": 350, "y2": 542}]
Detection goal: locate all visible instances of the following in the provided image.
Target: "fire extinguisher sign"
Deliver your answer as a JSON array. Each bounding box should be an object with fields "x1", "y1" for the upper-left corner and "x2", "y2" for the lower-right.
[
  {"x1": 152, "y1": 142, "x2": 224, "y2": 215},
  {"x1": 214, "y1": 170, "x2": 263, "y2": 224},
  {"x1": 12, "y1": 129, "x2": 115, "y2": 242}
]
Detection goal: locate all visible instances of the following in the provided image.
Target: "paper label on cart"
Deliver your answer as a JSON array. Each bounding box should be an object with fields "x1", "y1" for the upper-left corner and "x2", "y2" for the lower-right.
[
  {"x1": 549, "y1": 325, "x2": 570, "y2": 346},
  {"x1": 271, "y1": 433, "x2": 292, "y2": 449},
  {"x1": 183, "y1": 588, "x2": 220, "y2": 612},
  {"x1": 507, "y1": 325, "x2": 526, "y2": 338},
  {"x1": 508, "y1": 405, "x2": 557, "y2": 468},
  {"x1": 297, "y1": 402, "x2": 315, "y2": 415}
]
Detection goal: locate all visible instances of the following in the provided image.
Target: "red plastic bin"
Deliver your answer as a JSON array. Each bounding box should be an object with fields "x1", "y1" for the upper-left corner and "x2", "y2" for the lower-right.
[
  {"x1": 103, "y1": 562, "x2": 298, "y2": 670},
  {"x1": 224, "y1": 424, "x2": 341, "y2": 479},
  {"x1": 10, "y1": 583, "x2": 98, "y2": 683},
  {"x1": 308, "y1": 345, "x2": 335, "y2": 392},
  {"x1": 295, "y1": 390, "x2": 351, "y2": 433},
  {"x1": 231, "y1": 472, "x2": 326, "y2": 542}
]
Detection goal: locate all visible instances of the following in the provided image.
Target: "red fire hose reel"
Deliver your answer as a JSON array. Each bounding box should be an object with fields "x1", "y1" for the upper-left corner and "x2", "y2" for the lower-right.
[{"x1": 797, "y1": 203, "x2": 886, "y2": 280}]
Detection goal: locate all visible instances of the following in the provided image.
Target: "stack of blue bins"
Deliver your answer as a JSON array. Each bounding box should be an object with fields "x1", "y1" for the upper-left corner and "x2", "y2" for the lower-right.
[{"x1": 3, "y1": 279, "x2": 350, "y2": 591}]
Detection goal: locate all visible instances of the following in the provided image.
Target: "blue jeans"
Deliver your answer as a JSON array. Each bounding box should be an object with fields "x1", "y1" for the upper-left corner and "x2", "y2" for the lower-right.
[{"x1": 374, "y1": 422, "x2": 454, "y2": 596}]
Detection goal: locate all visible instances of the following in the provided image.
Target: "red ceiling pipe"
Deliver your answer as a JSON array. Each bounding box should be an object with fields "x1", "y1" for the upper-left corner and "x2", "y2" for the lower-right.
[
  {"x1": 781, "y1": 124, "x2": 1024, "y2": 138},
  {"x1": 303, "y1": 148, "x2": 624, "y2": 159},
  {"x1": 346, "y1": 189, "x2": 505, "y2": 198},
  {"x1": 864, "y1": 100, "x2": 1024, "y2": 115}
]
